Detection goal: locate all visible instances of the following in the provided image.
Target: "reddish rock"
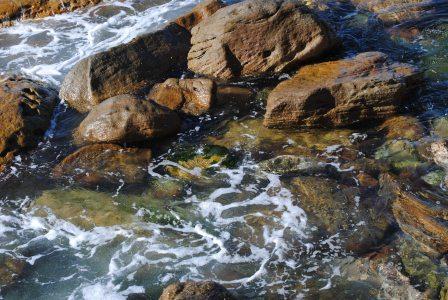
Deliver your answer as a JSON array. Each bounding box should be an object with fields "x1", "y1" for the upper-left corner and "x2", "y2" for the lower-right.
[
  {"x1": 159, "y1": 281, "x2": 234, "y2": 300},
  {"x1": 264, "y1": 52, "x2": 422, "y2": 129}
]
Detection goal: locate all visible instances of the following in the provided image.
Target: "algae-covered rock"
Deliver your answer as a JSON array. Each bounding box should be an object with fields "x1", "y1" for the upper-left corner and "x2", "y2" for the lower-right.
[
  {"x1": 32, "y1": 189, "x2": 186, "y2": 229},
  {"x1": 289, "y1": 176, "x2": 392, "y2": 254},
  {"x1": 0, "y1": 254, "x2": 26, "y2": 287},
  {"x1": 165, "y1": 145, "x2": 237, "y2": 181},
  {"x1": 259, "y1": 155, "x2": 324, "y2": 175},
  {"x1": 421, "y1": 170, "x2": 446, "y2": 186},
  {"x1": 398, "y1": 237, "x2": 448, "y2": 298},
  {"x1": 375, "y1": 139, "x2": 426, "y2": 170},
  {"x1": 207, "y1": 118, "x2": 354, "y2": 158},
  {"x1": 379, "y1": 115, "x2": 425, "y2": 142},
  {"x1": 432, "y1": 116, "x2": 448, "y2": 139}
]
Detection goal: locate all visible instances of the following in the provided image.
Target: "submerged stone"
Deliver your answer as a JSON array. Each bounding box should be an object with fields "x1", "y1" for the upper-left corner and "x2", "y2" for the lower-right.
[
  {"x1": 259, "y1": 155, "x2": 324, "y2": 175},
  {"x1": 432, "y1": 116, "x2": 448, "y2": 139},
  {"x1": 375, "y1": 139, "x2": 426, "y2": 171},
  {"x1": 0, "y1": 254, "x2": 26, "y2": 287},
  {"x1": 32, "y1": 189, "x2": 185, "y2": 230},
  {"x1": 159, "y1": 281, "x2": 235, "y2": 300},
  {"x1": 53, "y1": 143, "x2": 153, "y2": 185},
  {"x1": 289, "y1": 176, "x2": 392, "y2": 254},
  {"x1": 379, "y1": 115, "x2": 425, "y2": 142}
]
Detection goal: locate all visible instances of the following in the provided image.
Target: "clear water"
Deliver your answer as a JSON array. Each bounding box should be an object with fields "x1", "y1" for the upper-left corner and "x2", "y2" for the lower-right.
[{"x1": 0, "y1": 0, "x2": 447, "y2": 299}]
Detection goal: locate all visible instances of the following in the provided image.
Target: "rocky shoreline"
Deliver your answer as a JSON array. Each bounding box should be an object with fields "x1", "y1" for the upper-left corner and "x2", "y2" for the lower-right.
[{"x1": 0, "y1": 0, "x2": 447, "y2": 299}]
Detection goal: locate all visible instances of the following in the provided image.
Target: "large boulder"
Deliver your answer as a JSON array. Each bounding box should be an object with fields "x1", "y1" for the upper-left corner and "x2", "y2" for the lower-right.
[
  {"x1": 75, "y1": 94, "x2": 181, "y2": 144},
  {"x1": 60, "y1": 23, "x2": 191, "y2": 113},
  {"x1": 0, "y1": 76, "x2": 58, "y2": 170},
  {"x1": 187, "y1": 0, "x2": 337, "y2": 80},
  {"x1": 174, "y1": 0, "x2": 225, "y2": 31},
  {"x1": 148, "y1": 78, "x2": 216, "y2": 116},
  {"x1": 159, "y1": 281, "x2": 234, "y2": 300},
  {"x1": 0, "y1": 0, "x2": 101, "y2": 26},
  {"x1": 53, "y1": 143, "x2": 153, "y2": 185},
  {"x1": 264, "y1": 52, "x2": 422, "y2": 128}
]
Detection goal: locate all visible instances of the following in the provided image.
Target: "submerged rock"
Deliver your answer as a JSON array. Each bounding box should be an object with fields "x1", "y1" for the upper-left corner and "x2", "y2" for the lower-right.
[
  {"x1": 289, "y1": 176, "x2": 393, "y2": 254},
  {"x1": 174, "y1": 0, "x2": 225, "y2": 31},
  {"x1": 149, "y1": 78, "x2": 216, "y2": 116},
  {"x1": 264, "y1": 52, "x2": 422, "y2": 128},
  {"x1": 259, "y1": 155, "x2": 324, "y2": 175},
  {"x1": 32, "y1": 189, "x2": 184, "y2": 230},
  {"x1": 430, "y1": 140, "x2": 448, "y2": 186},
  {"x1": 0, "y1": 254, "x2": 26, "y2": 287},
  {"x1": 351, "y1": 0, "x2": 437, "y2": 25},
  {"x1": 0, "y1": 0, "x2": 101, "y2": 26},
  {"x1": 159, "y1": 281, "x2": 234, "y2": 300},
  {"x1": 215, "y1": 86, "x2": 254, "y2": 108},
  {"x1": 76, "y1": 94, "x2": 181, "y2": 144},
  {"x1": 0, "y1": 76, "x2": 58, "y2": 170},
  {"x1": 188, "y1": 0, "x2": 337, "y2": 79},
  {"x1": 60, "y1": 23, "x2": 191, "y2": 113},
  {"x1": 380, "y1": 173, "x2": 448, "y2": 255},
  {"x1": 53, "y1": 143, "x2": 153, "y2": 185},
  {"x1": 431, "y1": 116, "x2": 448, "y2": 138},
  {"x1": 375, "y1": 139, "x2": 426, "y2": 171},
  {"x1": 379, "y1": 115, "x2": 425, "y2": 142}
]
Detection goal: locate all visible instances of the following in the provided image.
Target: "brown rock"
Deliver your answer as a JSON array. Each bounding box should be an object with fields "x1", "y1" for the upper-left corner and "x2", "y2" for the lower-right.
[
  {"x1": 0, "y1": 0, "x2": 101, "y2": 26},
  {"x1": 53, "y1": 143, "x2": 152, "y2": 185},
  {"x1": 290, "y1": 176, "x2": 392, "y2": 254},
  {"x1": 380, "y1": 173, "x2": 448, "y2": 255},
  {"x1": 264, "y1": 52, "x2": 422, "y2": 129},
  {"x1": 159, "y1": 281, "x2": 234, "y2": 300},
  {"x1": 174, "y1": 0, "x2": 225, "y2": 31},
  {"x1": 0, "y1": 76, "x2": 58, "y2": 170},
  {"x1": 149, "y1": 78, "x2": 216, "y2": 116},
  {"x1": 75, "y1": 94, "x2": 181, "y2": 144},
  {"x1": 60, "y1": 23, "x2": 191, "y2": 113},
  {"x1": 188, "y1": 0, "x2": 337, "y2": 80},
  {"x1": 379, "y1": 115, "x2": 425, "y2": 142},
  {"x1": 0, "y1": 254, "x2": 26, "y2": 286}
]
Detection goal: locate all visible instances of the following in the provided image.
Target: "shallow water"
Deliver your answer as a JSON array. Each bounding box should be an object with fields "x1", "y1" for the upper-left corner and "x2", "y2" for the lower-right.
[{"x1": 1, "y1": 0, "x2": 448, "y2": 299}]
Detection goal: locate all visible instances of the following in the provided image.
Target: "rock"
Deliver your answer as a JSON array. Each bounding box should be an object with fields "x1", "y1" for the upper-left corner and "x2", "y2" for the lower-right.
[
  {"x1": 0, "y1": 0, "x2": 101, "y2": 26},
  {"x1": 127, "y1": 293, "x2": 149, "y2": 300},
  {"x1": 174, "y1": 0, "x2": 225, "y2": 31},
  {"x1": 430, "y1": 140, "x2": 448, "y2": 186},
  {"x1": 32, "y1": 189, "x2": 184, "y2": 230},
  {"x1": 0, "y1": 254, "x2": 26, "y2": 286},
  {"x1": 289, "y1": 176, "x2": 393, "y2": 254},
  {"x1": 53, "y1": 143, "x2": 152, "y2": 185},
  {"x1": 60, "y1": 23, "x2": 191, "y2": 113},
  {"x1": 398, "y1": 237, "x2": 448, "y2": 298},
  {"x1": 215, "y1": 86, "x2": 254, "y2": 107},
  {"x1": 264, "y1": 52, "x2": 422, "y2": 128},
  {"x1": 375, "y1": 139, "x2": 426, "y2": 171},
  {"x1": 259, "y1": 155, "x2": 324, "y2": 175},
  {"x1": 159, "y1": 281, "x2": 234, "y2": 300},
  {"x1": 351, "y1": 0, "x2": 436, "y2": 25},
  {"x1": 0, "y1": 76, "x2": 58, "y2": 170},
  {"x1": 149, "y1": 78, "x2": 216, "y2": 116},
  {"x1": 380, "y1": 173, "x2": 448, "y2": 255},
  {"x1": 421, "y1": 170, "x2": 445, "y2": 187},
  {"x1": 379, "y1": 115, "x2": 425, "y2": 142},
  {"x1": 75, "y1": 94, "x2": 181, "y2": 144},
  {"x1": 432, "y1": 116, "x2": 448, "y2": 138},
  {"x1": 165, "y1": 145, "x2": 236, "y2": 181},
  {"x1": 188, "y1": 0, "x2": 337, "y2": 80}
]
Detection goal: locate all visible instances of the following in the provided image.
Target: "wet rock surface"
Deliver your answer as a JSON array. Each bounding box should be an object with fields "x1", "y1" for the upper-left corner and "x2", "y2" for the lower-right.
[
  {"x1": 53, "y1": 143, "x2": 153, "y2": 185},
  {"x1": 149, "y1": 78, "x2": 216, "y2": 116},
  {"x1": 188, "y1": 0, "x2": 337, "y2": 79},
  {"x1": 174, "y1": 0, "x2": 225, "y2": 31},
  {"x1": 264, "y1": 52, "x2": 422, "y2": 128},
  {"x1": 60, "y1": 23, "x2": 191, "y2": 113},
  {"x1": 0, "y1": 76, "x2": 58, "y2": 171},
  {"x1": 159, "y1": 281, "x2": 235, "y2": 300},
  {"x1": 75, "y1": 94, "x2": 181, "y2": 144},
  {"x1": 0, "y1": 0, "x2": 101, "y2": 26}
]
